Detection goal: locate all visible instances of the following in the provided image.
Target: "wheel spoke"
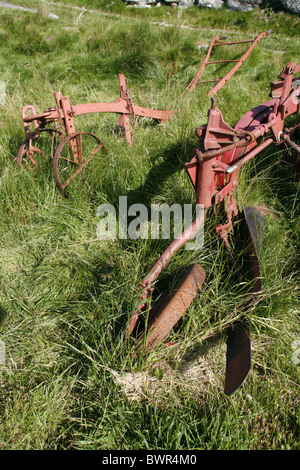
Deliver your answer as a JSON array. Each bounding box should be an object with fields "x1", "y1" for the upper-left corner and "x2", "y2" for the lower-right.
[
  {"x1": 53, "y1": 132, "x2": 106, "y2": 193},
  {"x1": 77, "y1": 133, "x2": 83, "y2": 163},
  {"x1": 61, "y1": 143, "x2": 104, "y2": 189},
  {"x1": 58, "y1": 156, "x2": 78, "y2": 164}
]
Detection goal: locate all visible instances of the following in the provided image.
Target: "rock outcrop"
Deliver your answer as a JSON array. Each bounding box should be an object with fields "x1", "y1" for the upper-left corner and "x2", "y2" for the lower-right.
[{"x1": 123, "y1": 0, "x2": 300, "y2": 14}]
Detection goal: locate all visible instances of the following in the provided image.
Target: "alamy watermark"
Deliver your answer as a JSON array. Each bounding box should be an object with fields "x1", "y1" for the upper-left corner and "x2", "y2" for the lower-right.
[
  {"x1": 96, "y1": 196, "x2": 204, "y2": 250},
  {"x1": 291, "y1": 340, "x2": 300, "y2": 366},
  {"x1": 0, "y1": 81, "x2": 5, "y2": 106},
  {"x1": 0, "y1": 340, "x2": 5, "y2": 366}
]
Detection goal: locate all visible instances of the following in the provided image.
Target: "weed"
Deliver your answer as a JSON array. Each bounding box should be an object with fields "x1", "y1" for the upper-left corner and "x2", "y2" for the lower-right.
[{"x1": 0, "y1": 0, "x2": 299, "y2": 451}]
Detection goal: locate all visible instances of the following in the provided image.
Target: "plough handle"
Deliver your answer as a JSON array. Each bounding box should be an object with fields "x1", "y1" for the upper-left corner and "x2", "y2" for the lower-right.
[{"x1": 127, "y1": 207, "x2": 206, "y2": 336}]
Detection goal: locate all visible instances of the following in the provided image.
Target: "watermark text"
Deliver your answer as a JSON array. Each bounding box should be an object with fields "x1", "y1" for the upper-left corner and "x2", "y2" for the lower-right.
[{"x1": 96, "y1": 196, "x2": 204, "y2": 250}]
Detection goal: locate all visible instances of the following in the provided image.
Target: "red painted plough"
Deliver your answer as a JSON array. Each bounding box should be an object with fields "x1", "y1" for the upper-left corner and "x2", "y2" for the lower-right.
[
  {"x1": 17, "y1": 31, "x2": 269, "y2": 195},
  {"x1": 18, "y1": 74, "x2": 175, "y2": 194},
  {"x1": 187, "y1": 31, "x2": 273, "y2": 96},
  {"x1": 168, "y1": 31, "x2": 272, "y2": 109},
  {"x1": 128, "y1": 62, "x2": 300, "y2": 394}
]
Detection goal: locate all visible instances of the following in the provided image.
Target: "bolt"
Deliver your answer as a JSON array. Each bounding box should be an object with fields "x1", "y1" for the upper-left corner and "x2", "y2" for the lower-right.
[{"x1": 211, "y1": 98, "x2": 217, "y2": 110}]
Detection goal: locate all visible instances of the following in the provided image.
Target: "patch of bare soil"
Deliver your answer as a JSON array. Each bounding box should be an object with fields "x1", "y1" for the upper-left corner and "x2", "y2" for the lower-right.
[{"x1": 114, "y1": 339, "x2": 227, "y2": 402}]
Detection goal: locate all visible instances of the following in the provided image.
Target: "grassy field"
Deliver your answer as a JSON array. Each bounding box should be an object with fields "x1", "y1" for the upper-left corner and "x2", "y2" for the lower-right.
[{"x1": 0, "y1": 0, "x2": 299, "y2": 450}]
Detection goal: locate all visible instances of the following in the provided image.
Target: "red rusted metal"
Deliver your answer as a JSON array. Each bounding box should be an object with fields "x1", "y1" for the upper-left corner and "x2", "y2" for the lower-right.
[
  {"x1": 224, "y1": 204, "x2": 267, "y2": 395},
  {"x1": 141, "y1": 264, "x2": 206, "y2": 351},
  {"x1": 168, "y1": 31, "x2": 272, "y2": 110},
  {"x1": 18, "y1": 74, "x2": 175, "y2": 193},
  {"x1": 127, "y1": 207, "x2": 206, "y2": 337},
  {"x1": 128, "y1": 63, "x2": 300, "y2": 359},
  {"x1": 208, "y1": 31, "x2": 272, "y2": 96},
  {"x1": 53, "y1": 132, "x2": 105, "y2": 191}
]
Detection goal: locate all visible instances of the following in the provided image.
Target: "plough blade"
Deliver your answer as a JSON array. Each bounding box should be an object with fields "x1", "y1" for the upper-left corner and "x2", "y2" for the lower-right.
[
  {"x1": 225, "y1": 319, "x2": 251, "y2": 396},
  {"x1": 142, "y1": 264, "x2": 206, "y2": 351},
  {"x1": 224, "y1": 206, "x2": 267, "y2": 395},
  {"x1": 244, "y1": 206, "x2": 266, "y2": 264}
]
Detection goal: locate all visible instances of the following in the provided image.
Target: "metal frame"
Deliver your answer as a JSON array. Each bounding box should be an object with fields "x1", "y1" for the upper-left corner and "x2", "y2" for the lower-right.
[
  {"x1": 128, "y1": 62, "x2": 300, "y2": 348},
  {"x1": 18, "y1": 73, "x2": 175, "y2": 193},
  {"x1": 168, "y1": 31, "x2": 272, "y2": 111},
  {"x1": 188, "y1": 31, "x2": 272, "y2": 96},
  {"x1": 18, "y1": 32, "x2": 270, "y2": 193}
]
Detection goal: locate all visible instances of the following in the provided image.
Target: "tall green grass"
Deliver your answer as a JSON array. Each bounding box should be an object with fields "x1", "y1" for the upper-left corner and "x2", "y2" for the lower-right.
[{"x1": 0, "y1": 1, "x2": 299, "y2": 450}]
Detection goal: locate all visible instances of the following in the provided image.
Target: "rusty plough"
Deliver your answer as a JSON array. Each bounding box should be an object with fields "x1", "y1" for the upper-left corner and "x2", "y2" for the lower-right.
[
  {"x1": 18, "y1": 31, "x2": 270, "y2": 195},
  {"x1": 127, "y1": 62, "x2": 300, "y2": 394},
  {"x1": 187, "y1": 31, "x2": 272, "y2": 96},
  {"x1": 18, "y1": 73, "x2": 175, "y2": 194},
  {"x1": 168, "y1": 31, "x2": 272, "y2": 110}
]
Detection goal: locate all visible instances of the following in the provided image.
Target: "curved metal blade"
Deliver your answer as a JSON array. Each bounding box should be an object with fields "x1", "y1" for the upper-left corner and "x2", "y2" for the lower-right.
[
  {"x1": 224, "y1": 319, "x2": 251, "y2": 395},
  {"x1": 244, "y1": 205, "x2": 266, "y2": 262},
  {"x1": 142, "y1": 264, "x2": 206, "y2": 351}
]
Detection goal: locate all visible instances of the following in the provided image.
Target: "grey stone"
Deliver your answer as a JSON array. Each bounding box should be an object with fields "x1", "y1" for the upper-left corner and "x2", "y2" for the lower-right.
[
  {"x1": 178, "y1": 0, "x2": 194, "y2": 7},
  {"x1": 126, "y1": 0, "x2": 152, "y2": 6},
  {"x1": 226, "y1": 0, "x2": 262, "y2": 11},
  {"x1": 126, "y1": 0, "x2": 154, "y2": 4},
  {"x1": 279, "y1": 0, "x2": 300, "y2": 14},
  {"x1": 122, "y1": 0, "x2": 300, "y2": 14},
  {"x1": 195, "y1": 0, "x2": 224, "y2": 8}
]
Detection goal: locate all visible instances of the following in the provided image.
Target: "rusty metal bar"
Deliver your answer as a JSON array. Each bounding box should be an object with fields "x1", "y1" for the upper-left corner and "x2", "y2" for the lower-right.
[
  {"x1": 71, "y1": 100, "x2": 176, "y2": 121},
  {"x1": 283, "y1": 133, "x2": 300, "y2": 181},
  {"x1": 126, "y1": 207, "x2": 206, "y2": 336},
  {"x1": 225, "y1": 138, "x2": 274, "y2": 174},
  {"x1": 72, "y1": 102, "x2": 127, "y2": 116},
  {"x1": 187, "y1": 36, "x2": 221, "y2": 93},
  {"x1": 207, "y1": 60, "x2": 239, "y2": 65},
  {"x1": 213, "y1": 39, "x2": 256, "y2": 46},
  {"x1": 118, "y1": 73, "x2": 132, "y2": 146},
  {"x1": 196, "y1": 78, "x2": 222, "y2": 84},
  {"x1": 283, "y1": 133, "x2": 300, "y2": 153},
  {"x1": 194, "y1": 136, "x2": 250, "y2": 162},
  {"x1": 142, "y1": 209, "x2": 205, "y2": 288},
  {"x1": 208, "y1": 31, "x2": 269, "y2": 96}
]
